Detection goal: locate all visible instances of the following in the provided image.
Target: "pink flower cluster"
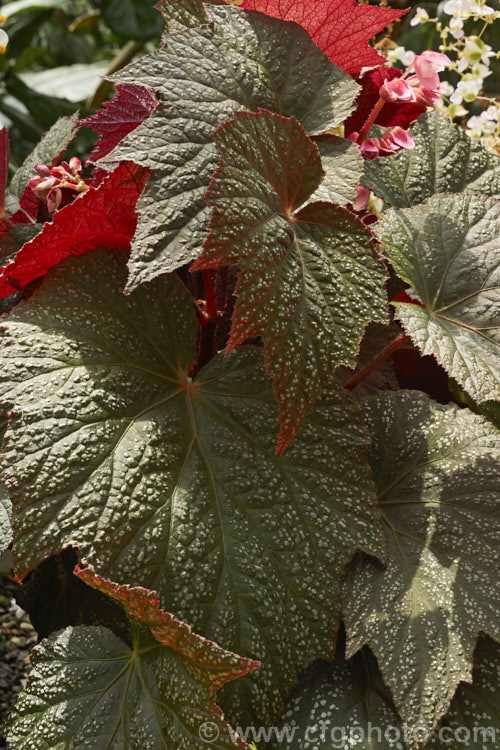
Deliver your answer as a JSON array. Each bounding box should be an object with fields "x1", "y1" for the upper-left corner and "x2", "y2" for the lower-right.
[
  {"x1": 380, "y1": 51, "x2": 451, "y2": 107},
  {"x1": 351, "y1": 51, "x2": 451, "y2": 161},
  {"x1": 29, "y1": 157, "x2": 89, "y2": 214},
  {"x1": 348, "y1": 126, "x2": 415, "y2": 160}
]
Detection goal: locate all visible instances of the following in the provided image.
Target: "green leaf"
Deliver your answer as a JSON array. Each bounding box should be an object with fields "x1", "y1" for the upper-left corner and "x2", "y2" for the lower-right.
[
  {"x1": 99, "y1": 0, "x2": 165, "y2": 39},
  {"x1": 311, "y1": 135, "x2": 363, "y2": 207},
  {"x1": 7, "y1": 111, "x2": 79, "y2": 208},
  {"x1": 270, "y1": 649, "x2": 402, "y2": 749},
  {"x1": 363, "y1": 110, "x2": 500, "y2": 208},
  {"x1": 194, "y1": 110, "x2": 387, "y2": 451},
  {"x1": 156, "y1": 0, "x2": 209, "y2": 33},
  {"x1": 376, "y1": 193, "x2": 500, "y2": 404},
  {"x1": 19, "y1": 63, "x2": 110, "y2": 103},
  {"x1": 342, "y1": 390, "x2": 500, "y2": 747},
  {"x1": 427, "y1": 638, "x2": 500, "y2": 749},
  {"x1": 0, "y1": 248, "x2": 383, "y2": 727},
  {"x1": 0, "y1": 483, "x2": 11, "y2": 555},
  {"x1": 0, "y1": 416, "x2": 11, "y2": 555},
  {"x1": 101, "y1": 4, "x2": 360, "y2": 289},
  {"x1": 6, "y1": 567, "x2": 258, "y2": 750}
]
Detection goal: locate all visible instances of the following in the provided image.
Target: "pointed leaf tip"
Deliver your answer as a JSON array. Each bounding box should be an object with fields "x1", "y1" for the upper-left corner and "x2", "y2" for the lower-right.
[{"x1": 195, "y1": 109, "x2": 387, "y2": 450}]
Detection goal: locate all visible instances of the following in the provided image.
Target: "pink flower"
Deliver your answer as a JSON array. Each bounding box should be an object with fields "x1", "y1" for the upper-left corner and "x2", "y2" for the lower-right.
[
  {"x1": 359, "y1": 138, "x2": 380, "y2": 160},
  {"x1": 406, "y1": 76, "x2": 442, "y2": 106},
  {"x1": 28, "y1": 157, "x2": 88, "y2": 214},
  {"x1": 414, "y1": 50, "x2": 451, "y2": 90},
  {"x1": 379, "y1": 78, "x2": 414, "y2": 103},
  {"x1": 353, "y1": 185, "x2": 371, "y2": 212},
  {"x1": 386, "y1": 126, "x2": 415, "y2": 150}
]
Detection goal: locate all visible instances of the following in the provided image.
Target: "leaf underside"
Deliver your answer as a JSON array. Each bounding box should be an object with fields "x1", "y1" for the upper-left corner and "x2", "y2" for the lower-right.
[
  {"x1": 375, "y1": 192, "x2": 500, "y2": 403},
  {"x1": 100, "y1": 4, "x2": 360, "y2": 289},
  {"x1": 342, "y1": 390, "x2": 500, "y2": 748},
  {"x1": 194, "y1": 110, "x2": 387, "y2": 451},
  {"x1": 363, "y1": 110, "x2": 500, "y2": 208},
  {"x1": 7, "y1": 567, "x2": 258, "y2": 750},
  {"x1": 0, "y1": 249, "x2": 384, "y2": 727}
]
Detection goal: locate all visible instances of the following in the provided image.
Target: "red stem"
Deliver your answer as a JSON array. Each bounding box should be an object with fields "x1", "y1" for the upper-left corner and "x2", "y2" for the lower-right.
[
  {"x1": 345, "y1": 333, "x2": 408, "y2": 391},
  {"x1": 357, "y1": 97, "x2": 386, "y2": 143},
  {"x1": 203, "y1": 269, "x2": 217, "y2": 322}
]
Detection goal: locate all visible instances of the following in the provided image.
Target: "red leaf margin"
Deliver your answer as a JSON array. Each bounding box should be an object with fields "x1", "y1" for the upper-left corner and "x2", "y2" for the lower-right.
[
  {"x1": 76, "y1": 564, "x2": 260, "y2": 697},
  {"x1": 0, "y1": 162, "x2": 150, "y2": 299},
  {"x1": 80, "y1": 84, "x2": 159, "y2": 163},
  {"x1": 240, "y1": 0, "x2": 406, "y2": 75}
]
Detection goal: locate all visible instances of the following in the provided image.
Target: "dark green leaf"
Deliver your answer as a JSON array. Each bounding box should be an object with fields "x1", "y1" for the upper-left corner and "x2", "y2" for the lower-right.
[
  {"x1": 342, "y1": 390, "x2": 500, "y2": 746},
  {"x1": 6, "y1": 568, "x2": 258, "y2": 749},
  {"x1": 101, "y1": 4, "x2": 360, "y2": 288},
  {"x1": 194, "y1": 110, "x2": 387, "y2": 451},
  {"x1": 99, "y1": 0, "x2": 164, "y2": 39},
  {"x1": 0, "y1": 249, "x2": 383, "y2": 727},
  {"x1": 363, "y1": 110, "x2": 500, "y2": 208},
  {"x1": 375, "y1": 193, "x2": 500, "y2": 404}
]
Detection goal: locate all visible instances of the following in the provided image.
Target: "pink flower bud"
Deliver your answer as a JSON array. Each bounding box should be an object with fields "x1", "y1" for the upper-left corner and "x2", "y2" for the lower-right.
[
  {"x1": 387, "y1": 126, "x2": 415, "y2": 150},
  {"x1": 34, "y1": 163, "x2": 51, "y2": 178},
  {"x1": 359, "y1": 139, "x2": 380, "y2": 160},
  {"x1": 69, "y1": 157, "x2": 82, "y2": 172},
  {"x1": 346, "y1": 132, "x2": 359, "y2": 143},
  {"x1": 414, "y1": 50, "x2": 451, "y2": 91},
  {"x1": 353, "y1": 185, "x2": 371, "y2": 212},
  {"x1": 379, "y1": 78, "x2": 414, "y2": 103}
]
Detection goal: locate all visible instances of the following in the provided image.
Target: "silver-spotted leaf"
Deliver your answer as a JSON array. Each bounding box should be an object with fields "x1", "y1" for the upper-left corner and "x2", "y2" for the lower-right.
[
  {"x1": 0, "y1": 416, "x2": 10, "y2": 554},
  {"x1": 100, "y1": 4, "x2": 360, "y2": 289},
  {"x1": 194, "y1": 110, "x2": 387, "y2": 451},
  {"x1": 375, "y1": 193, "x2": 500, "y2": 404},
  {"x1": 0, "y1": 249, "x2": 384, "y2": 727},
  {"x1": 363, "y1": 109, "x2": 500, "y2": 207},
  {"x1": 427, "y1": 638, "x2": 500, "y2": 749},
  {"x1": 311, "y1": 135, "x2": 363, "y2": 207},
  {"x1": 342, "y1": 390, "x2": 500, "y2": 748},
  {"x1": 270, "y1": 639, "x2": 500, "y2": 749},
  {"x1": 6, "y1": 568, "x2": 258, "y2": 749},
  {"x1": 269, "y1": 650, "x2": 402, "y2": 749}
]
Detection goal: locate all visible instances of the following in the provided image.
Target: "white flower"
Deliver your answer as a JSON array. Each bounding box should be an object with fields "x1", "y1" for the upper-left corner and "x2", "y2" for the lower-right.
[
  {"x1": 450, "y1": 78, "x2": 483, "y2": 103},
  {"x1": 439, "y1": 81, "x2": 455, "y2": 98},
  {"x1": 410, "y1": 7, "x2": 429, "y2": 25},
  {"x1": 466, "y1": 115, "x2": 485, "y2": 137},
  {"x1": 444, "y1": 0, "x2": 495, "y2": 15},
  {"x1": 449, "y1": 16, "x2": 464, "y2": 38},
  {"x1": 485, "y1": 105, "x2": 499, "y2": 121},
  {"x1": 0, "y1": 28, "x2": 8, "y2": 55},
  {"x1": 387, "y1": 46, "x2": 415, "y2": 67}
]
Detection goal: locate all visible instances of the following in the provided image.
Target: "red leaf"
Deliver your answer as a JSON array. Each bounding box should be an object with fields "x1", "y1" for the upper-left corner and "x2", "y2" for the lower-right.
[
  {"x1": 80, "y1": 84, "x2": 158, "y2": 162},
  {"x1": 344, "y1": 67, "x2": 426, "y2": 137},
  {"x1": 0, "y1": 162, "x2": 149, "y2": 299},
  {"x1": 240, "y1": 0, "x2": 405, "y2": 75}
]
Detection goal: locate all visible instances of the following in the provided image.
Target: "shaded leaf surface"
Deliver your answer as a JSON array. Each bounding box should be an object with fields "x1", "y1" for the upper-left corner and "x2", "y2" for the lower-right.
[
  {"x1": 0, "y1": 248, "x2": 383, "y2": 727},
  {"x1": 0, "y1": 162, "x2": 149, "y2": 299},
  {"x1": 99, "y1": 0, "x2": 165, "y2": 39},
  {"x1": 194, "y1": 110, "x2": 387, "y2": 451},
  {"x1": 240, "y1": 0, "x2": 405, "y2": 74},
  {"x1": 270, "y1": 649, "x2": 401, "y2": 749},
  {"x1": 375, "y1": 193, "x2": 500, "y2": 403},
  {"x1": 427, "y1": 638, "x2": 500, "y2": 749},
  {"x1": 102, "y1": 4, "x2": 359, "y2": 289},
  {"x1": 342, "y1": 390, "x2": 500, "y2": 747},
  {"x1": 363, "y1": 110, "x2": 500, "y2": 207},
  {"x1": 7, "y1": 568, "x2": 258, "y2": 749},
  {"x1": 81, "y1": 84, "x2": 158, "y2": 162}
]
